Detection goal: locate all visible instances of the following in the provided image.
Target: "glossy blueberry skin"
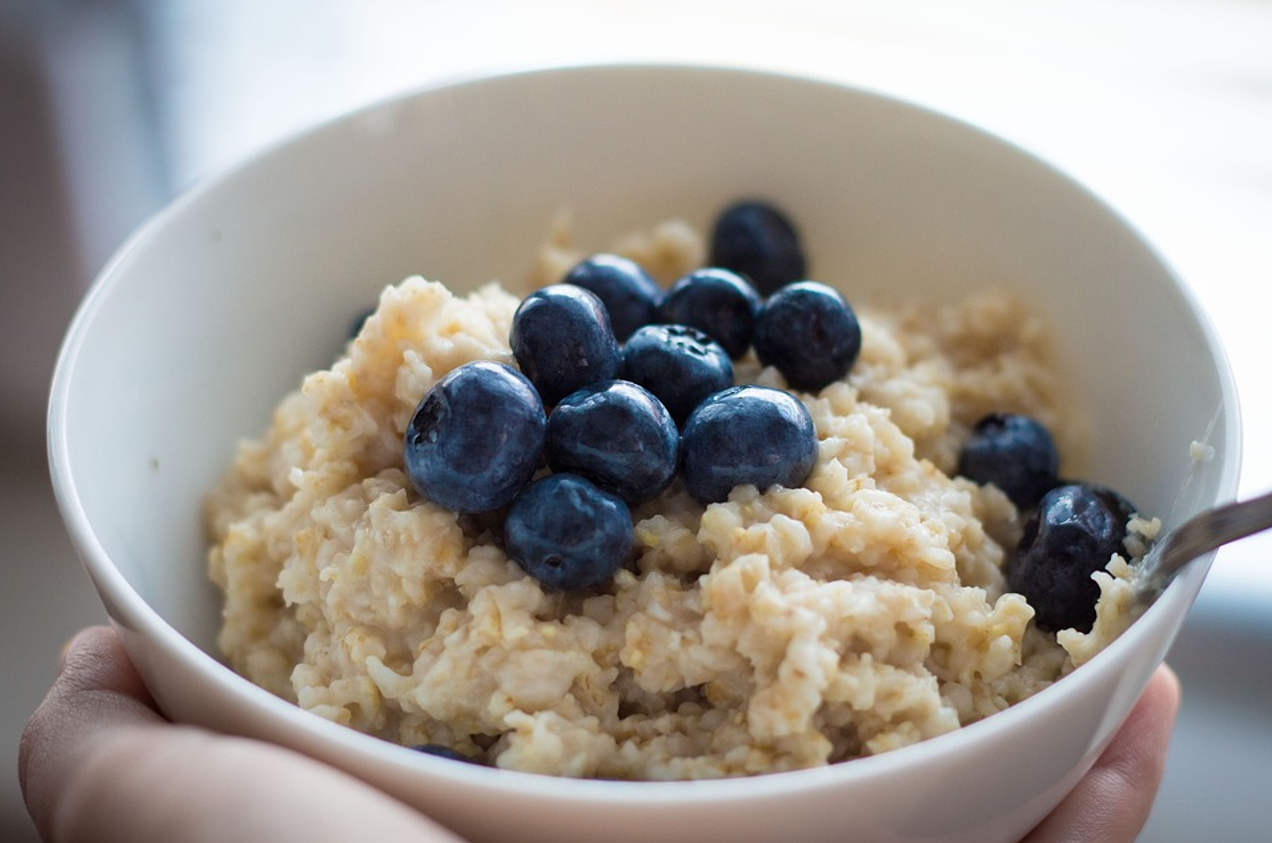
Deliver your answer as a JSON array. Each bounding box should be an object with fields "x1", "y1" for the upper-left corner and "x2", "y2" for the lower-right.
[
  {"x1": 504, "y1": 473, "x2": 633, "y2": 591},
  {"x1": 403, "y1": 361, "x2": 547, "y2": 514},
  {"x1": 957, "y1": 413, "x2": 1060, "y2": 510},
  {"x1": 709, "y1": 200, "x2": 806, "y2": 296},
  {"x1": 680, "y1": 385, "x2": 818, "y2": 505},
  {"x1": 510, "y1": 284, "x2": 620, "y2": 406},
  {"x1": 753, "y1": 281, "x2": 862, "y2": 392},
  {"x1": 411, "y1": 744, "x2": 479, "y2": 764},
  {"x1": 562, "y1": 253, "x2": 664, "y2": 342},
  {"x1": 658, "y1": 267, "x2": 762, "y2": 359},
  {"x1": 619, "y1": 324, "x2": 734, "y2": 427},
  {"x1": 1008, "y1": 483, "x2": 1133, "y2": 632},
  {"x1": 1085, "y1": 482, "x2": 1138, "y2": 528},
  {"x1": 546, "y1": 380, "x2": 679, "y2": 504}
]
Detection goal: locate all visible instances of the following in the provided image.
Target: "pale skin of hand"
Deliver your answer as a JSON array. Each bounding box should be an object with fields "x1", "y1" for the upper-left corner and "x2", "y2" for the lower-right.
[{"x1": 20, "y1": 626, "x2": 1180, "y2": 843}]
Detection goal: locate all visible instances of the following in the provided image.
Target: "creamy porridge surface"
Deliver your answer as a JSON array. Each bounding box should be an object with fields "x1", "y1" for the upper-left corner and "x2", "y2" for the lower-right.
[{"x1": 206, "y1": 219, "x2": 1148, "y2": 779}]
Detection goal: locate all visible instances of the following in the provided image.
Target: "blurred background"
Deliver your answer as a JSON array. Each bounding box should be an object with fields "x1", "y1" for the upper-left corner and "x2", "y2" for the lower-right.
[{"x1": 2, "y1": 1, "x2": 1270, "y2": 840}]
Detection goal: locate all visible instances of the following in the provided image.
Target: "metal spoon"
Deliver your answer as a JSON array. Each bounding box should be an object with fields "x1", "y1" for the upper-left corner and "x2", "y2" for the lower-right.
[{"x1": 1133, "y1": 488, "x2": 1272, "y2": 606}]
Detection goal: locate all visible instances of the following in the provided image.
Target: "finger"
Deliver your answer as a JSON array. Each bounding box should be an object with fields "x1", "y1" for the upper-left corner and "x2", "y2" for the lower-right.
[
  {"x1": 21, "y1": 626, "x2": 468, "y2": 843},
  {"x1": 1022, "y1": 663, "x2": 1182, "y2": 843},
  {"x1": 20, "y1": 625, "x2": 166, "y2": 834}
]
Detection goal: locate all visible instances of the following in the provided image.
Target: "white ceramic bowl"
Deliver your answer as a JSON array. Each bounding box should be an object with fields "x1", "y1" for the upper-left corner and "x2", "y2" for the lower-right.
[{"x1": 48, "y1": 64, "x2": 1239, "y2": 843}]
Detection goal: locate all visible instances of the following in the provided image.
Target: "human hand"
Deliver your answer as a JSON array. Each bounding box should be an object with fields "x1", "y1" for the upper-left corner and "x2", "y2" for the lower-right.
[
  {"x1": 1023, "y1": 661, "x2": 1180, "y2": 842},
  {"x1": 19, "y1": 626, "x2": 1180, "y2": 843},
  {"x1": 19, "y1": 626, "x2": 465, "y2": 843}
]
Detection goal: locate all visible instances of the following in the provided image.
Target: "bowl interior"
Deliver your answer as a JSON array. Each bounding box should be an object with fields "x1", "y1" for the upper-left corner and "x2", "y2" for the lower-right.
[{"x1": 48, "y1": 63, "x2": 1240, "y2": 842}]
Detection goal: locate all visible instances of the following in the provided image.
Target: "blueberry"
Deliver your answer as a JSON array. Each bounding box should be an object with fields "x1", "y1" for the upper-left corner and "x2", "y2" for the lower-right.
[
  {"x1": 1088, "y1": 483, "x2": 1138, "y2": 528},
  {"x1": 546, "y1": 380, "x2": 679, "y2": 504},
  {"x1": 619, "y1": 324, "x2": 734, "y2": 427},
  {"x1": 562, "y1": 253, "x2": 664, "y2": 342},
  {"x1": 411, "y1": 744, "x2": 479, "y2": 764},
  {"x1": 709, "y1": 200, "x2": 807, "y2": 296},
  {"x1": 680, "y1": 385, "x2": 818, "y2": 505},
  {"x1": 658, "y1": 268, "x2": 762, "y2": 359},
  {"x1": 510, "y1": 284, "x2": 620, "y2": 406},
  {"x1": 403, "y1": 361, "x2": 547, "y2": 514},
  {"x1": 753, "y1": 281, "x2": 862, "y2": 392},
  {"x1": 1008, "y1": 483, "x2": 1133, "y2": 632},
  {"x1": 504, "y1": 473, "x2": 633, "y2": 591},
  {"x1": 957, "y1": 413, "x2": 1060, "y2": 510}
]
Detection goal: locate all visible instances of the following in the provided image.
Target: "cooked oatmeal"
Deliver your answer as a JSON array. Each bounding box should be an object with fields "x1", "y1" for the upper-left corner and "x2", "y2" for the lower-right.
[{"x1": 206, "y1": 219, "x2": 1147, "y2": 779}]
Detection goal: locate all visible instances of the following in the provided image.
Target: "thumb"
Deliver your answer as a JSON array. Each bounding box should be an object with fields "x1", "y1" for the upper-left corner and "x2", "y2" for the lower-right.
[
  {"x1": 19, "y1": 625, "x2": 166, "y2": 835},
  {"x1": 19, "y1": 626, "x2": 467, "y2": 843}
]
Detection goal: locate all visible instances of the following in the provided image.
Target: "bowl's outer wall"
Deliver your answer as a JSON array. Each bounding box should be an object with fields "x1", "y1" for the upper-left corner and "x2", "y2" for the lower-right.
[{"x1": 49, "y1": 65, "x2": 1239, "y2": 843}]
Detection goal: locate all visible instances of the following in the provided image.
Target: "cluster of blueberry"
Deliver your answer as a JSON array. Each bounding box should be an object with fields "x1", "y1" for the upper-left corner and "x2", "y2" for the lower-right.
[
  {"x1": 401, "y1": 201, "x2": 862, "y2": 593},
  {"x1": 956, "y1": 412, "x2": 1139, "y2": 632},
  {"x1": 396, "y1": 198, "x2": 1137, "y2": 630}
]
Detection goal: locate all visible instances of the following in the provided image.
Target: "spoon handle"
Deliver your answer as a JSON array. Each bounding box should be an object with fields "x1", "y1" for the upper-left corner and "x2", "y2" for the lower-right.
[{"x1": 1135, "y1": 489, "x2": 1272, "y2": 602}]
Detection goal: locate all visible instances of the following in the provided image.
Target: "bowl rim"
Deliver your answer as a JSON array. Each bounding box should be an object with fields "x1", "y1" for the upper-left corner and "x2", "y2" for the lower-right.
[{"x1": 46, "y1": 60, "x2": 1244, "y2": 803}]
